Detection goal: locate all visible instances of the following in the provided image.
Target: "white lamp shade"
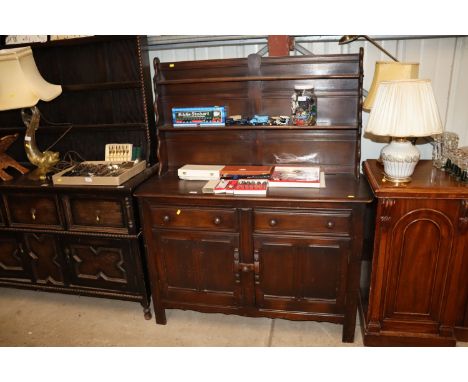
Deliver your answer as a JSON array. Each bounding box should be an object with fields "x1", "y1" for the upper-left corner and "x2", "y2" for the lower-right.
[
  {"x1": 365, "y1": 79, "x2": 443, "y2": 137},
  {"x1": 0, "y1": 46, "x2": 62, "y2": 111},
  {"x1": 363, "y1": 61, "x2": 419, "y2": 111}
]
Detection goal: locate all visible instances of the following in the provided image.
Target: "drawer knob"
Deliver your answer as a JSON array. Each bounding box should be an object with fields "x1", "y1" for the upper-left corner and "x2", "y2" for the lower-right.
[
  {"x1": 213, "y1": 217, "x2": 222, "y2": 225},
  {"x1": 269, "y1": 218, "x2": 277, "y2": 227},
  {"x1": 163, "y1": 215, "x2": 171, "y2": 223},
  {"x1": 95, "y1": 210, "x2": 101, "y2": 223},
  {"x1": 30, "y1": 208, "x2": 36, "y2": 221},
  {"x1": 326, "y1": 221, "x2": 335, "y2": 229}
]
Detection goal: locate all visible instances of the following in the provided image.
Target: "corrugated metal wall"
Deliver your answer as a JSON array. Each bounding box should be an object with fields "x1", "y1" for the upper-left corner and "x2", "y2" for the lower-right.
[{"x1": 147, "y1": 36, "x2": 468, "y2": 162}]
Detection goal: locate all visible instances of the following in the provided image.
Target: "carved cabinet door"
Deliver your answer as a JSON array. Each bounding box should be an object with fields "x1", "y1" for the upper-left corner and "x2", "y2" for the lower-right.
[
  {"x1": 253, "y1": 235, "x2": 350, "y2": 315},
  {"x1": 0, "y1": 233, "x2": 31, "y2": 281},
  {"x1": 23, "y1": 233, "x2": 66, "y2": 286},
  {"x1": 152, "y1": 230, "x2": 242, "y2": 308},
  {"x1": 370, "y1": 198, "x2": 461, "y2": 336},
  {"x1": 62, "y1": 236, "x2": 139, "y2": 292}
]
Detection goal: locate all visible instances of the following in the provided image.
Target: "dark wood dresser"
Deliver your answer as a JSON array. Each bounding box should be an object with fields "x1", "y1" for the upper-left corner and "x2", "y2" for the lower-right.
[
  {"x1": 135, "y1": 50, "x2": 373, "y2": 342},
  {"x1": 0, "y1": 36, "x2": 156, "y2": 318},
  {"x1": 360, "y1": 159, "x2": 468, "y2": 346}
]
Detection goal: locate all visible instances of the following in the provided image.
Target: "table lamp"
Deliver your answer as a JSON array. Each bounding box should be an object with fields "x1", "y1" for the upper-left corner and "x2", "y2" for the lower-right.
[
  {"x1": 0, "y1": 46, "x2": 62, "y2": 179},
  {"x1": 338, "y1": 35, "x2": 420, "y2": 111},
  {"x1": 365, "y1": 79, "x2": 443, "y2": 183}
]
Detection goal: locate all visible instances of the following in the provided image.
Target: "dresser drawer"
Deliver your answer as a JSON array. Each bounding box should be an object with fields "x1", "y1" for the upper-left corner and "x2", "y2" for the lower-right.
[
  {"x1": 254, "y1": 209, "x2": 351, "y2": 235},
  {"x1": 150, "y1": 206, "x2": 238, "y2": 231},
  {"x1": 62, "y1": 195, "x2": 132, "y2": 234},
  {"x1": 3, "y1": 194, "x2": 63, "y2": 229}
]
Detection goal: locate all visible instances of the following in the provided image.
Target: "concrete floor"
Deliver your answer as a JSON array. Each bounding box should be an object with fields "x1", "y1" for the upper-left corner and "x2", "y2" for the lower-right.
[
  {"x1": 1, "y1": 288, "x2": 467, "y2": 347},
  {"x1": 0, "y1": 288, "x2": 362, "y2": 346}
]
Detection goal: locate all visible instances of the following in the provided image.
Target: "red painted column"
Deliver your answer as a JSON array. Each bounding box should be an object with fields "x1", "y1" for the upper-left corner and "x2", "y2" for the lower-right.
[{"x1": 268, "y1": 35, "x2": 294, "y2": 56}]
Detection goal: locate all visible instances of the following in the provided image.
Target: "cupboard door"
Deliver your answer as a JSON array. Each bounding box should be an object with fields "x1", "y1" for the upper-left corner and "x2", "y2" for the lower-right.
[
  {"x1": 253, "y1": 235, "x2": 350, "y2": 315},
  {"x1": 23, "y1": 233, "x2": 66, "y2": 286},
  {"x1": 153, "y1": 230, "x2": 241, "y2": 307},
  {"x1": 0, "y1": 233, "x2": 31, "y2": 281},
  {"x1": 63, "y1": 236, "x2": 139, "y2": 292},
  {"x1": 379, "y1": 204, "x2": 457, "y2": 334}
]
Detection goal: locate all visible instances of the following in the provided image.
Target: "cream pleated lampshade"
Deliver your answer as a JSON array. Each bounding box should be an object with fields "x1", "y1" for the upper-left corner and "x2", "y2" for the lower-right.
[
  {"x1": 0, "y1": 46, "x2": 62, "y2": 111},
  {"x1": 366, "y1": 79, "x2": 443, "y2": 137}
]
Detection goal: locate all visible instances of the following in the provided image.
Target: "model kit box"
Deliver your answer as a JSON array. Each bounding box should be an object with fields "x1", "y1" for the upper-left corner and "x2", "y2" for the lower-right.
[
  {"x1": 172, "y1": 106, "x2": 226, "y2": 127},
  {"x1": 178, "y1": 164, "x2": 225, "y2": 180}
]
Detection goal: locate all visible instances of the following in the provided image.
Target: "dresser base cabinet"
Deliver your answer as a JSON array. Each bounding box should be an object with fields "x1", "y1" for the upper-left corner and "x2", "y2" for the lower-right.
[
  {"x1": 360, "y1": 160, "x2": 468, "y2": 346},
  {"x1": 136, "y1": 174, "x2": 372, "y2": 343}
]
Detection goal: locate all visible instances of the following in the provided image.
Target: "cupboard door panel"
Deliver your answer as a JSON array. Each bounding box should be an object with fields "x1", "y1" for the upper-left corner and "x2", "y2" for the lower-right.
[
  {"x1": 0, "y1": 233, "x2": 30, "y2": 281},
  {"x1": 24, "y1": 233, "x2": 65, "y2": 286},
  {"x1": 153, "y1": 230, "x2": 241, "y2": 307},
  {"x1": 64, "y1": 236, "x2": 139, "y2": 292},
  {"x1": 382, "y1": 207, "x2": 455, "y2": 333},
  {"x1": 254, "y1": 235, "x2": 349, "y2": 314}
]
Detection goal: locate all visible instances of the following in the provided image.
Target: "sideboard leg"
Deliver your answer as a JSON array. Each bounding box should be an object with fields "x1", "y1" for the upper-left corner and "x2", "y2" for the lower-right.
[{"x1": 155, "y1": 308, "x2": 167, "y2": 325}]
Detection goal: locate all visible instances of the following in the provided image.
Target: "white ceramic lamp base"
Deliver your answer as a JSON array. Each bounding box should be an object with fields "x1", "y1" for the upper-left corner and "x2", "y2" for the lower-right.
[{"x1": 380, "y1": 138, "x2": 420, "y2": 183}]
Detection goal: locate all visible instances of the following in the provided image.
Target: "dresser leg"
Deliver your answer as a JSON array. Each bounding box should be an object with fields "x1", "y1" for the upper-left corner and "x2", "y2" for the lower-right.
[
  {"x1": 342, "y1": 295, "x2": 358, "y2": 343},
  {"x1": 143, "y1": 307, "x2": 152, "y2": 320},
  {"x1": 155, "y1": 308, "x2": 167, "y2": 325}
]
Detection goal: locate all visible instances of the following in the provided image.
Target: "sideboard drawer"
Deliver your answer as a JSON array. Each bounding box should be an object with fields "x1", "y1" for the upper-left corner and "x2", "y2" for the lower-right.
[
  {"x1": 62, "y1": 195, "x2": 130, "y2": 234},
  {"x1": 3, "y1": 194, "x2": 63, "y2": 229},
  {"x1": 254, "y1": 209, "x2": 351, "y2": 235},
  {"x1": 149, "y1": 206, "x2": 238, "y2": 231}
]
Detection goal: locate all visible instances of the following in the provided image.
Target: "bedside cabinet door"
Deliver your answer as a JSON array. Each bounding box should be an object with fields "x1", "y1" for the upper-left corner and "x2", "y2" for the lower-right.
[
  {"x1": 62, "y1": 236, "x2": 139, "y2": 292},
  {"x1": 371, "y1": 199, "x2": 460, "y2": 337},
  {"x1": 0, "y1": 233, "x2": 31, "y2": 281}
]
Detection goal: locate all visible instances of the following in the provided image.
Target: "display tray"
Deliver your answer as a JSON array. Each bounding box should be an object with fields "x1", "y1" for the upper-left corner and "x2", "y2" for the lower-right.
[{"x1": 52, "y1": 160, "x2": 146, "y2": 186}]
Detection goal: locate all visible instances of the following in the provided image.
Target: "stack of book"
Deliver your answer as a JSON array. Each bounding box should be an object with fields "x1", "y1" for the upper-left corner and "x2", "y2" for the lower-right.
[{"x1": 179, "y1": 164, "x2": 325, "y2": 195}]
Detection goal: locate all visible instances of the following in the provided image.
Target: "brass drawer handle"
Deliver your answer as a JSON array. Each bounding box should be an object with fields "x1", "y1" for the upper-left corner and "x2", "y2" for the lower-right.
[
  {"x1": 213, "y1": 216, "x2": 222, "y2": 225},
  {"x1": 269, "y1": 218, "x2": 277, "y2": 227},
  {"x1": 31, "y1": 208, "x2": 36, "y2": 221},
  {"x1": 326, "y1": 221, "x2": 335, "y2": 229},
  {"x1": 163, "y1": 215, "x2": 171, "y2": 223},
  {"x1": 95, "y1": 210, "x2": 101, "y2": 223}
]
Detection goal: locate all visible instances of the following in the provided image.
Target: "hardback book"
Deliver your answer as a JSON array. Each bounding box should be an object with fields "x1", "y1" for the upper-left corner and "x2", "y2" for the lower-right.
[
  {"x1": 220, "y1": 165, "x2": 273, "y2": 178},
  {"x1": 269, "y1": 166, "x2": 322, "y2": 188}
]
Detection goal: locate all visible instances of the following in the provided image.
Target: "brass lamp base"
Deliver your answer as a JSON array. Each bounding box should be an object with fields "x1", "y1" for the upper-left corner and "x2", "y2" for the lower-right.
[
  {"x1": 382, "y1": 174, "x2": 412, "y2": 184},
  {"x1": 27, "y1": 166, "x2": 55, "y2": 181}
]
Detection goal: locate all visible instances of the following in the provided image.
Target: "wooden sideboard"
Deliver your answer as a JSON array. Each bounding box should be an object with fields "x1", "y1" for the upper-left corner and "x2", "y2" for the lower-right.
[
  {"x1": 135, "y1": 50, "x2": 373, "y2": 342},
  {"x1": 360, "y1": 160, "x2": 468, "y2": 346},
  {"x1": 0, "y1": 36, "x2": 156, "y2": 317}
]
